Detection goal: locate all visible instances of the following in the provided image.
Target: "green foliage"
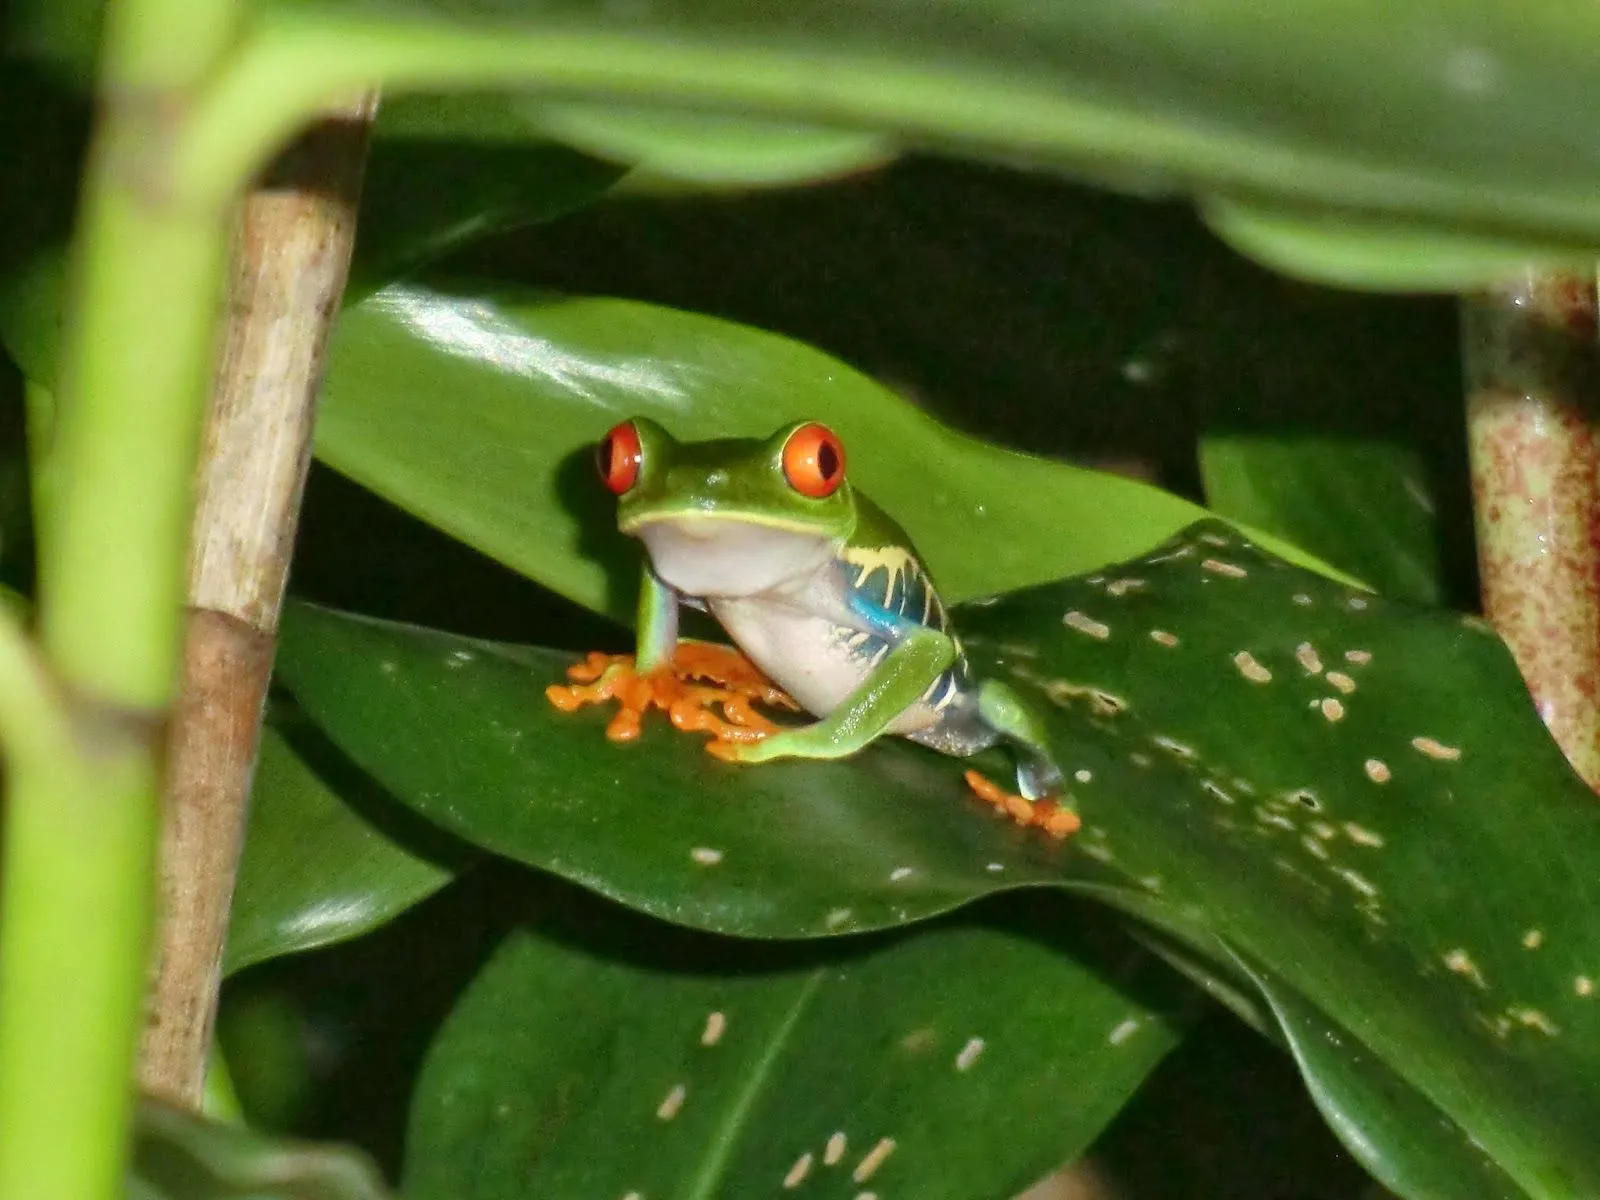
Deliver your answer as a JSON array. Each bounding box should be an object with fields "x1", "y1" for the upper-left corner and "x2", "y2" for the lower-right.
[
  {"x1": 2, "y1": 0, "x2": 1598, "y2": 1197},
  {"x1": 270, "y1": 514, "x2": 1600, "y2": 1197},
  {"x1": 129, "y1": 1098, "x2": 388, "y2": 1200},
  {"x1": 405, "y1": 890, "x2": 1186, "y2": 1200}
]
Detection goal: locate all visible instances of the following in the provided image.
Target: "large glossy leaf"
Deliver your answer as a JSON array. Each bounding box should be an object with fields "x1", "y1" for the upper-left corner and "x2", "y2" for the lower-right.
[
  {"x1": 315, "y1": 284, "x2": 1353, "y2": 626},
  {"x1": 276, "y1": 517, "x2": 1600, "y2": 1197},
  {"x1": 130, "y1": 1097, "x2": 388, "y2": 1200},
  {"x1": 1236, "y1": 965, "x2": 1519, "y2": 1200},
  {"x1": 519, "y1": 101, "x2": 896, "y2": 187},
  {"x1": 352, "y1": 93, "x2": 627, "y2": 291},
  {"x1": 1199, "y1": 437, "x2": 1442, "y2": 606},
  {"x1": 221, "y1": 0, "x2": 1600, "y2": 289},
  {"x1": 226, "y1": 718, "x2": 465, "y2": 975},
  {"x1": 404, "y1": 889, "x2": 1187, "y2": 1200}
]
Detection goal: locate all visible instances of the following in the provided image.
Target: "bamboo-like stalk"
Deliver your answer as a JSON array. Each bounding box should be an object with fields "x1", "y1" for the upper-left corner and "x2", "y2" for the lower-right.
[
  {"x1": 0, "y1": 125, "x2": 232, "y2": 1200},
  {"x1": 1462, "y1": 270, "x2": 1600, "y2": 788},
  {"x1": 138, "y1": 94, "x2": 378, "y2": 1106},
  {"x1": 0, "y1": 0, "x2": 254, "y2": 1194}
]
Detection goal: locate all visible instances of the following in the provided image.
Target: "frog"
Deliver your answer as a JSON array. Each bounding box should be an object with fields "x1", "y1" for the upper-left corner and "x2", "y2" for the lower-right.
[{"x1": 547, "y1": 417, "x2": 1079, "y2": 839}]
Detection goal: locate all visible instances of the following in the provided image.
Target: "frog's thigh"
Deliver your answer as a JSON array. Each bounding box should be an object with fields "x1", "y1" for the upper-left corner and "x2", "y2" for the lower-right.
[
  {"x1": 735, "y1": 627, "x2": 955, "y2": 763},
  {"x1": 978, "y1": 679, "x2": 1062, "y2": 798}
]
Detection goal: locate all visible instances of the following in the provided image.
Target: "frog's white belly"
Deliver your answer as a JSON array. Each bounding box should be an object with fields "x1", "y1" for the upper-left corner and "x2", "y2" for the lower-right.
[{"x1": 707, "y1": 596, "x2": 938, "y2": 737}]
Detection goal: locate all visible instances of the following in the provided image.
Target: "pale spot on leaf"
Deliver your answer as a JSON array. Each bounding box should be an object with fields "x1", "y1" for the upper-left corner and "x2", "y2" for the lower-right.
[
  {"x1": 1344, "y1": 649, "x2": 1372, "y2": 666},
  {"x1": 955, "y1": 1037, "x2": 985, "y2": 1071},
  {"x1": 1336, "y1": 867, "x2": 1378, "y2": 898},
  {"x1": 1150, "y1": 629, "x2": 1179, "y2": 647},
  {"x1": 690, "y1": 847, "x2": 723, "y2": 866},
  {"x1": 1577, "y1": 976, "x2": 1595, "y2": 997},
  {"x1": 1108, "y1": 1017, "x2": 1141, "y2": 1046},
  {"x1": 1344, "y1": 823, "x2": 1384, "y2": 847},
  {"x1": 853, "y1": 1138, "x2": 897, "y2": 1183},
  {"x1": 783, "y1": 1153, "x2": 814, "y2": 1189},
  {"x1": 1444, "y1": 949, "x2": 1487, "y2": 988},
  {"x1": 1522, "y1": 929, "x2": 1543, "y2": 950},
  {"x1": 825, "y1": 1133, "x2": 847, "y2": 1165},
  {"x1": 656, "y1": 1084, "x2": 687, "y2": 1120},
  {"x1": 1319, "y1": 698, "x2": 1345, "y2": 722},
  {"x1": 1295, "y1": 643, "x2": 1324, "y2": 674},
  {"x1": 1202, "y1": 558, "x2": 1248, "y2": 579},
  {"x1": 1412, "y1": 736, "x2": 1462, "y2": 761},
  {"x1": 1326, "y1": 671, "x2": 1356, "y2": 694},
  {"x1": 1364, "y1": 758, "x2": 1392, "y2": 783},
  {"x1": 1510, "y1": 1007, "x2": 1559, "y2": 1036},
  {"x1": 701, "y1": 1011, "x2": 726, "y2": 1046},
  {"x1": 1063, "y1": 611, "x2": 1111, "y2": 639},
  {"x1": 1233, "y1": 651, "x2": 1272, "y2": 683},
  {"x1": 1151, "y1": 735, "x2": 1197, "y2": 759}
]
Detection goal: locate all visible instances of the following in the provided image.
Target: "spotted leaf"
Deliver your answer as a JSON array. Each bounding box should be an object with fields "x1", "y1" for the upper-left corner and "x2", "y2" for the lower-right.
[
  {"x1": 402, "y1": 887, "x2": 1185, "y2": 1200},
  {"x1": 277, "y1": 514, "x2": 1600, "y2": 1196}
]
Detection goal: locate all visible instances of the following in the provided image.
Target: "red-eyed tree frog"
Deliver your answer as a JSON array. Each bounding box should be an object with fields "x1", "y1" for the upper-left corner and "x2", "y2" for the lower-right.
[{"x1": 548, "y1": 418, "x2": 1079, "y2": 839}]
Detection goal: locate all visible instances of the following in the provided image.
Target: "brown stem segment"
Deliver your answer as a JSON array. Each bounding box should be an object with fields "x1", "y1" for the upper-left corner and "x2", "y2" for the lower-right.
[
  {"x1": 138, "y1": 94, "x2": 378, "y2": 1105},
  {"x1": 1463, "y1": 270, "x2": 1600, "y2": 790}
]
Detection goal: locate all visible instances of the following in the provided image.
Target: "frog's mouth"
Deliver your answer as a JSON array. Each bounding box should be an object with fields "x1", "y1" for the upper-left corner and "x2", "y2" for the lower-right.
[{"x1": 631, "y1": 515, "x2": 839, "y2": 598}]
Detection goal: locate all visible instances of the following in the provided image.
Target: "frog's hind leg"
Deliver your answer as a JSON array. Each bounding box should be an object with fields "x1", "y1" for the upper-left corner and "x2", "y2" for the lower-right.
[{"x1": 977, "y1": 679, "x2": 1064, "y2": 801}]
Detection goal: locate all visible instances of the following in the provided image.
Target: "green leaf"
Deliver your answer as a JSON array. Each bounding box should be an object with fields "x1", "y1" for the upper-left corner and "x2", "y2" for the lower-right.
[
  {"x1": 352, "y1": 94, "x2": 627, "y2": 291},
  {"x1": 130, "y1": 1097, "x2": 388, "y2": 1200},
  {"x1": 522, "y1": 101, "x2": 895, "y2": 186},
  {"x1": 404, "y1": 887, "x2": 1185, "y2": 1200},
  {"x1": 277, "y1": 601, "x2": 1079, "y2": 936},
  {"x1": 276, "y1": 516, "x2": 1600, "y2": 1196},
  {"x1": 1237, "y1": 965, "x2": 1521, "y2": 1200},
  {"x1": 1199, "y1": 437, "x2": 1442, "y2": 606},
  {"x1": 1202, "y1": 195, "x2": 1600, "y2": 293},
  {"x1": 226, "y1": 717, "x2": 465, "y2": 975},
  {"x1": 238, "y1": 0, "x2": 1600, "y2": 288},
  {"x1": 315, "y1": 284, "x2": 1353, "y2": 625}
]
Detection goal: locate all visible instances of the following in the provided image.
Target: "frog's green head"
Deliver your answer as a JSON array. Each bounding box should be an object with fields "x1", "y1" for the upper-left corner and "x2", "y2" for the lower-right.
[{"x1": 596, "y1": 417, "x2": 856, "y2": 597}]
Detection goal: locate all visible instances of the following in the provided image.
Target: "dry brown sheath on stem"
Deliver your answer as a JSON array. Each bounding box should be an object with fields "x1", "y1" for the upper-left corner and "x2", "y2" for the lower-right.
[{"x1": 139, "y1": 93, "x2": 379, "y2": 1106}]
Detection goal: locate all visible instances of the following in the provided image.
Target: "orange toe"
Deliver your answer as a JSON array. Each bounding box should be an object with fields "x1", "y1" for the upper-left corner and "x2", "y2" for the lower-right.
[
  {"x1": 964, "y1": 769, "x2": 1080, "y2": 841},
  {"x1": 547, "y1": 645, "x2": 799, "y2": 756}
]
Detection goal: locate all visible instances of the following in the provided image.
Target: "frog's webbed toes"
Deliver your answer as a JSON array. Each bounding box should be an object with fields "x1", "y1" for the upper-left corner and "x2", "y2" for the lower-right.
[
  {"x1": 547, "y1": 645, "x2": 797, "y2": 754},
  {"x1": 964, "y1": 770, "x2": 1080, "y2": 840},
  {"x1": 671, "y1": 641, "x2": 801, "y2": 710}
]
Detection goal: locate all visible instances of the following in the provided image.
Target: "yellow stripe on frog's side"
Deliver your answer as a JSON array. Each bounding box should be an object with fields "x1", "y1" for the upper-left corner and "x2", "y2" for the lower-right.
[
  {"x1": 844, "y1": 545, "x2": 914, "y2": 609},
  {"x1": 843, "y1": 545, "x2": 953, "y2": 633}
]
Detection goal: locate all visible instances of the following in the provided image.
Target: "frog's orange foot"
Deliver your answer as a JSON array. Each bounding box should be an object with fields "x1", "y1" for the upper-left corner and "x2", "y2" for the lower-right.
[
  {"x1": 546, "y1": 646, "x2": 799, "y2": 753},
  {"x1": 669, "y1": 641, "x2": 801, "y2": 711},
  {"x1": 964, "y1": 769, "x2": 1080, "y2": 841}
]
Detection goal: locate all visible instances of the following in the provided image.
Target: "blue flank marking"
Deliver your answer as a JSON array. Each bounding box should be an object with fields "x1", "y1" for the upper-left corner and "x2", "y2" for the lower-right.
[
  {"x1": 845, "y1": 587, "x2": 912, "y2": 639},
  {"x1": 842, "y1": 566, "x2": 971, "y2": 715}
]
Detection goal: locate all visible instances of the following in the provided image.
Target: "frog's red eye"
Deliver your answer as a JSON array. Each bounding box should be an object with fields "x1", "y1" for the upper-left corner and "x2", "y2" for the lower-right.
[
  {"x1": 597, "y1": 421, "x2": 643, "y2": 494},
  {"x1": 782, "y1": 422, "x2": 847, "y2": 498}
]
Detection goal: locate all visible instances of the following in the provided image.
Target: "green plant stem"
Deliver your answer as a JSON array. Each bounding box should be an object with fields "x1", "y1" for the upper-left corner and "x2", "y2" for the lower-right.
[
  {"x1": 0, "y1": 93, "x2": 233, "y2": 1200},
  {"x1": 41, "y1": 117, "x2": 231, "y2": 703}
]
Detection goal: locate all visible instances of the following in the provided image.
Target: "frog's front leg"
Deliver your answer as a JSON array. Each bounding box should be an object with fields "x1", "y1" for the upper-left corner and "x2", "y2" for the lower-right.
[
  {"x1": 547, "y1": 565, "x2": 798, "y2": 742},
  {"x1": 634, "y1": 563, "x2": 678, "y2": 673},
  {"x1": 711, "y1": 626, "x2": 956, "y2": 764}
]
